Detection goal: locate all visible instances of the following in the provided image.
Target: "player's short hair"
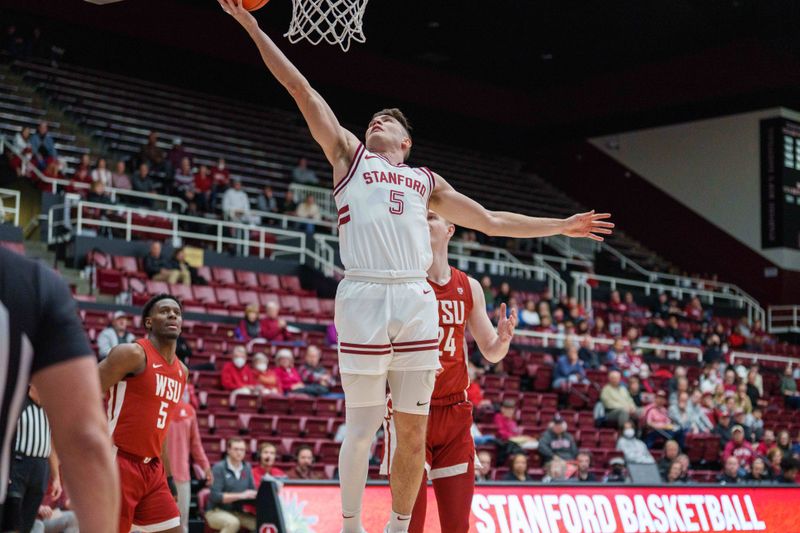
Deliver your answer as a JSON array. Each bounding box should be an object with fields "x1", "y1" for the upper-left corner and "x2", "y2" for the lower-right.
[
  {"x1": 141, "y1": 293, "x2": 181, "y2": 328},
  {"x1": 372, "y1": 108, "x2": 412, "y2": 135}
]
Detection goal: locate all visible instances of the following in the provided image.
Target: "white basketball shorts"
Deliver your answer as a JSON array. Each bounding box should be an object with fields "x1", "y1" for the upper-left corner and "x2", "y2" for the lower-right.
[{"x1": 335, "y1": 276, "x2": 440, "y2": 376}]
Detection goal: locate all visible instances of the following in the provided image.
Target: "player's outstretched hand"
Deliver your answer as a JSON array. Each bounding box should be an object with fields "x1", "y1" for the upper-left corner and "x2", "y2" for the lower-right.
[
  {"x1": 562, "y1": 210, "x2": 614, "y2": 241},
  {"x1": 496, "y1": 303, "x2": 517, "y2": 344},
  {"x1": 219, "y1": 0, "x2": 258, "y2": 29}
]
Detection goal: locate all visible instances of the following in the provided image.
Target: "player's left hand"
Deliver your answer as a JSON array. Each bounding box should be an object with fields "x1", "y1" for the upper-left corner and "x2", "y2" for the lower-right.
[
  {"x1": 496, "y1": 303, "x2": 517, "y2": 343},
  {"x1": 562, "y1": 210, "x2": 614, "y2": 241},
  {"x1": 50, "y1": 477, "x2": 62, "y2": 500}
]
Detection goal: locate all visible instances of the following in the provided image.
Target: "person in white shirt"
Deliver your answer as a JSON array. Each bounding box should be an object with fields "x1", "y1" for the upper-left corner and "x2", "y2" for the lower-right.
[
  {"x1": 91, "y1": 158, "x2": 112, "y2": 186},
  {"x1": 96, "y1": 311, "x2": 135, "y2": 360},
  {"x1": 222, "y1": 179, "x2": 253, "y2": 223},
  {"x1": 295, "y1": 194, "x2": 322, "y2": 234}
]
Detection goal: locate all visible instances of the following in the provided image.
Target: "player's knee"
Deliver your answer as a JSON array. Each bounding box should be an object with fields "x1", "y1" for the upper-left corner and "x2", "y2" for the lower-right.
[{"x1": 394, "y1": 423, "x2": 426, "y2": 456}]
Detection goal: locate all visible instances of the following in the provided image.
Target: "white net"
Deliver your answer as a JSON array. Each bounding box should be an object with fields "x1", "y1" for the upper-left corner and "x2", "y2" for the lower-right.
[{"x1": 284, "y1": 0, "x2": 369, "y2": 52}]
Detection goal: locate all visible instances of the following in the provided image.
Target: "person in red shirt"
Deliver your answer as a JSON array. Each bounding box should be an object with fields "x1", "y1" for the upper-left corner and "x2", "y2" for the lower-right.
[
  {"x1": 251, "y1": 352, "x2": 282, "y2": 395},
  {"x1": 193, "y1": 164, "x2": 213, "y2": 212},
  {"x1": 756, "y1": 429, "x2": 776, "y2": 456},
  {"x1": 261, "y1": 302, "x2": 289, "y2": 342},
  {"x1": 166, "y1": 401, "x2": 212, "y2": 532},
  {"x1": 643, "y1": 391, "x2": 684, "y2": 449},
  {"x1": 723, "y1": 426, "x2": 755, "y2": 472},
  {"x1": 382, "y1": 211, "x2": 517, "y2": 533},
  {"x1": 274, "y1": 349, "x2": 307, "y2": 393},
  {"x1": 98, "y1": 294, "x2": 189, "y2": 533},
  {"x1": 251, "y1": 442, "x2": 287, "y2": 485},
  {"x1": 221, "y1": 346, "x2": 258, "y2": 398},
  {"x1": 210, "y1": 157, "x2": 230, "y2": 209}
]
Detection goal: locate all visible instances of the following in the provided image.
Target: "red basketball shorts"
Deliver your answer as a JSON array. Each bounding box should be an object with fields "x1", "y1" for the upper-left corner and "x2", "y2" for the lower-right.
[{"x1": 116, "y1": 450, "x2": 180, "y2": 533}]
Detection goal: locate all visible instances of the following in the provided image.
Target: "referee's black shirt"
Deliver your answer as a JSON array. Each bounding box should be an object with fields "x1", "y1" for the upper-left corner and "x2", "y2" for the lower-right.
[{"x1": 0, "y1": 247, "x2": 93, "y2": 503}]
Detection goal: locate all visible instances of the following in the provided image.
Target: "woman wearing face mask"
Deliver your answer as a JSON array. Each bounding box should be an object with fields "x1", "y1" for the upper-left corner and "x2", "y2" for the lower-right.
[
  {"x1": 616, "y1": 421, "x2": 655, "y2": 464},
  {"x1": 251, "y1": 352, "x2": 282, "y2": 395},
  {"x1": 221, "y1": 345, "x2": 258, "y2": 400}
]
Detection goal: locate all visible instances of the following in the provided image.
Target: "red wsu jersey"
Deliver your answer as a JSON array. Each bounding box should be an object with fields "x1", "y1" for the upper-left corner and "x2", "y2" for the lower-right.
[
  {"x1": 427, "y1": 267, "x2": 474, "y2": 399},
  {"x1": 107, "y1": 338, "x2": 185, "y2": 458}
]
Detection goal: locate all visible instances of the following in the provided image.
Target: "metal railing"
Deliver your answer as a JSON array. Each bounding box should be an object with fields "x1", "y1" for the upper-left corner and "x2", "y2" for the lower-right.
[
  {"x1": 1, "y1": 134, "x2": 187, "y2": 212},
  {"x1": 312, "y1": 233, "x2": 343, "y2": 278},
  {"x1": 729, "y1": 350, "x2": 799, "y2": 366},
  {"x1": 250, "y1": 209, "x2": 338, "y2": 235},
  {"x1": 571, "y1": 271, "x2": 765, "y2": 325},
  {"x1": 0, "y1": 188, "x2": 20, "y2": 226},
  {"x1": 288, "y1": 183, "x2": 335, "y2": 218},
  {"x1": 768, "y1": 306, "x2": 800, "y2": 334},
  {"x1": 512, "y1": 329, "x2": 704, "y2": 362},
  {"x1": 48, "y1": 200, "x2": 308, "y2": 260}
]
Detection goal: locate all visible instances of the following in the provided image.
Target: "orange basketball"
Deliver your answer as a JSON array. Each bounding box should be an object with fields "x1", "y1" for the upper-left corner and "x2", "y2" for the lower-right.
[{"x1": 242, "y1": 0, "x2": 269, "y2": 11}]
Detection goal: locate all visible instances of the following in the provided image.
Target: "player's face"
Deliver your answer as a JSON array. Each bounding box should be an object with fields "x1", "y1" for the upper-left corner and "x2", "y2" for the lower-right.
[
  {"x1": 427, "y1": 211, "x2": 454, "y2": 250},
  {"x1": 147, "y1": 299, "x2": 182, "y2": 340},
  {"x1": 365, "y1": 115, "x2": 410, "y2": 155}
]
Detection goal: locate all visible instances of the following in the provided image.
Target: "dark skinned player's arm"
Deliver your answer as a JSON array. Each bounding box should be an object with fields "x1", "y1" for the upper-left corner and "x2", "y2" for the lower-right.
[{"x1": 98, "y1": 343, "x2": 147, "y2": 393}]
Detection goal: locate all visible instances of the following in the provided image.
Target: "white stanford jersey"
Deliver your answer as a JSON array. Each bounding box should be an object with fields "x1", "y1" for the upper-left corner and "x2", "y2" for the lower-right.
[{"x1": 334, "y1": 143, "x2": 435, "y2": 277}]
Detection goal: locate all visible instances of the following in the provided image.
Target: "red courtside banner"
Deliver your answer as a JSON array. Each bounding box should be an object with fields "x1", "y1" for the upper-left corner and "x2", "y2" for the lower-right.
[{"x1": 266, "y1": 483, "x2": 800, "y2": 533}]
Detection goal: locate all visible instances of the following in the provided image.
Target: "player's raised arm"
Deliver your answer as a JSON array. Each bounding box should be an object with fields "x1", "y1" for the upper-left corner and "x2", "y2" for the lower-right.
[
  {"x1": 219, "y1": 0, "x2": 359, "y2": 180},
  {"x1": 466, "y1": 277, "x2": 517, "y2": 363},
  {"x1": 98, "y1": 343, "x2": 147, "y2": 392},
  {"x1": 429, "y1": 173, "x2": 614, "y2": 241}
]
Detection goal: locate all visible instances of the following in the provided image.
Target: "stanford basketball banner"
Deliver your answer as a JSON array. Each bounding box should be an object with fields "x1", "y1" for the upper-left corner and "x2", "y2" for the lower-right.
[{"x1": 263, "y1": 483, "x2": 800, "y2": 533}]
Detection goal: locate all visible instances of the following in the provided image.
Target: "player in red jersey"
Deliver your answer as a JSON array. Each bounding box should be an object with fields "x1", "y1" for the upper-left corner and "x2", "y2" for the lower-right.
[
  {"x1": 99, "y1": 294, "x2": 189, "y2": 533},
  {"x1": 383, "y1": 211, "x2": 518, "y2": 533}
]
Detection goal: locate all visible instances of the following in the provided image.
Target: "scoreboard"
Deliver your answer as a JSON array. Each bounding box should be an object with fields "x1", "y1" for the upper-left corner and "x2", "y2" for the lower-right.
[{"x1": 760, "y1": 117, "x2": 800, "y2": 250}]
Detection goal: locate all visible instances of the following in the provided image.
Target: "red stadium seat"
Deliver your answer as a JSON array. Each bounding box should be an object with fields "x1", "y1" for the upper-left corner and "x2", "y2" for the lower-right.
[
  {"x1": 146, "y1": 280, "x2": 169, "y2": 295},
  {"x1": 113, "y1": 256, "x2": 146, "y2": 278},
  {"x1": 212, "y1": 413, "x2": 241, "y2": 436},
  {"x1": 246, "y1": 415, "x2": 276, "y2": 437},
  {"x1": 258, "y1": 292, "x2": 280, "y2": 309},
  {"x1": 237, "y1": 289, "x2": 259, "y2": 308},
  {"x1": 290, "y1": 397, "x2": 316, "y2": 416},
  {"x1": 232, "y1": 393, "x2": 260, "y2": 413},
  {"x1": 303, "y1": 417, "x2": 333, "y2": 438},
  {"x1": 257, "y1": 273, "x2": 282, "y2": 292},
  {"x1": 262, "y1": 396, "x2": 291, "y2": 415},
  {"x1": 318, "y1": 441, "x2": 341, "y2": 463},
  {"x1": 275, "y1": 416, "x2": 304, "y2": 437},
  {"x1": 235, "y1": 270, "x2": 259, "y2": 288},
  {"x1": 215, "y1": 287, "x2": 239, "y2": 308},
  {"x1": 192, "y1": 285, "x2": 216, "y2": 303},
  {"x1": 212, "y1": 267, "x2": 237, "y2": 286},
  {"x1": 169, "y1": 283, "x2": 194, "y2": 303},
  {"x1": 96, "y1": 269, "x2": 124, "y2": 295},
  {"x1": 193, "y1": 371, "x2": 221, "y2": 390}
]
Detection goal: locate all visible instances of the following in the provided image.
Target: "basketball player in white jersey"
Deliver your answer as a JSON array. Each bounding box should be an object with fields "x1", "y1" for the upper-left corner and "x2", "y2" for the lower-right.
[{"x1": 220, "y1": 2, "x2": 614, "y2": 531}]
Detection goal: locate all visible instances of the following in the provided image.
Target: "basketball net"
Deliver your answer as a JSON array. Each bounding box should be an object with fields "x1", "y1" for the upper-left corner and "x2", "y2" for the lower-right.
[{"x1": 284, "y1": 0, "x2": 368, "y2": 52}]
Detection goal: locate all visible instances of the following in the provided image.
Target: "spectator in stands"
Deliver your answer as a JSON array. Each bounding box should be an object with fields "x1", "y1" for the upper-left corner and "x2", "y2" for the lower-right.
[
  {"x1": 193, "y1": 165, "x2": 213, "y2": 211},
  {"x1": 235, "y1": 304, "x2": 266, "y2": 342},
  {"x1": 714, "y1": 409, "x2": 734, "y2": 447},
  {"x1": 32, "y1": 487, "x2": 78, "y2": 533},
  {"x1": 627, "y1": 375, "x2": 644, "y2": 407},
  {"x1": 669, "y1": 376, "x2": 690, "y2": 406},
  {"x1": 604, "y1": 457, "x2": 628, "y2": 482},
  {"x1": 10, "y1": 126, "x2": 32, "y2": 177},
  {"x1": 723, "y1": 425, "x2": 754, "y2": 474},
  {"x1": 221, "y1": 346, "x2": 258, "y2": 399},
  {"x1": 718, "y1": 456, "x2": 741, "y2": 484},
  {"x1": 166, "y1": 400, "x2": 212, "y2": 533},
  {"x1": 781, "y1": 365, "x2": 800, "y2": 409},
  {"x1": 746, "y1": 365, "x2": 763, "y2": 406},
  {"x1": 475, "y1": 451, "x2": 493, "y2": 482},
  {"x1": 519, "y1": 300, "x2": 540, "y2": 328},
  {"x1": 616, "y1": 420, "x2": 655, "y2": 464},
  {"x1": 664, "y1": 460, "x2": 685, "y2": 484},
  {"x1": 30, "y1": 121, "x2": 57, "y2": 169},
  {"x1": 577, "y1": 335, "x2": 600, "y2": 369},
  {"x1": 209, "y1": 158, "x2": 230, "y2": 209},
  {"x1": 552, "y1": 345, "x2": 588, "y2": 390},
  {"x1": 777, "y1": 456, "x2": 799, "y2": 484},
  {"x1": 143, "y1": 241, "x2": 190, "y2": 285},
  {"x1": 503, "y1": 453, "x2": 533, "y2": 482},
  {"x1": 291, "y1": 157, "x2": 319, "y2": 185},
  {"x1": 685, "y1": 297, "x2": 704, "y2": 322},
  {"x1": 722, "y1": 368, "x2": 737, "y2": 395},
  {"x1": 167, "y1": 137, "x2": 190, "y2": 174},
  {"x1": 278, "y1": 189, "x2": 296, "y2": 216},
  {"x1": 170, "y1": 247, "x2": 199, "y2": 286},
  {"x1": 643, "y1": 391, "x2": 683, "y2": 448},
  {"x1": 657, "y1": 440, "x2": 680, "y2": 479},
  {"x1": 287, "y1": 446, "x2": 323, "y2": 480},
  {"x1": 466, "y1": 363, "x2": 491, "y2": 409},
  {"x1": 262, "y1": 301, "x2": 289, "y2": 342},
  {"x1": 131, "y1": 163, "x2": 156, "y2": 205},
  {"x1": 206, "y1": 438, "x2": 257, "y2": 533},
  {"x1": 537, "y1": 414, "x2": 578, "y2": 462},
  {"x1": 755, "y1": 429, "x2": 776, "y2": 456},
  {"x1": 256, "y1": 185, "x2": 279, "y2": 217},
  {"x1": 686, "y1": 390, "x2": 714, "y2": 434},
  {"x1": 746, "y1": 457, "x2": 772, "y2": 483},
  {"x1": 776, "y1": 430, "x2": 793, "y2": 456},
  {"x1": 493, "y1": 282, "x2": 511, "y2": 309},
  {"x1": 569, "y1": 451, "x2": 596, "y2": 482},
  {"x1": 96, "y1": 311, "x2": 134, "y2": 360},
  {"x1": 699, "y1": 361, "x2": 722, "y2": 393},
  {"x1": 67, "y1": 154, "x2": 93, "y2": 196},
  {"x1": 110, "y1": 160, "x2": 131, "y2": 190},
  {"x1": 90, "y1": 158, "x2": 111, "y2": 186},
  {"x1": 732, "y1": 409, "x2": 753, "y2": 442},
  {"x1": 608, "y1": 290, "x2": 626, "y2": 313},
  {"x1": 668, "y1": 392, "x2": 694, "y2": 434},
  {"x1": 86, "y1": 180, "x2": 114, "y2": 206},
  {"x1": 600, "y1": 370, "x2": 638, "y2": 428},
  {"x1": 296, "y1": 195, "x2": 322, "y2": 234},
  {"x1": 274, "y1": 349, "x2": 312, "y2": 395},
  {"x1": 542, "y1": 456, "x2": 568, "y2": 483},
  {"x1": 251, "y1": 352, "x2": 282, "y2": 395},
  {"x1": 252, "y1": 442, "x2": 287, "y2": 485},
  {"x1": 767, "y1": 447, "x2": 784, "y2": 477},
  {"x1": 139, "y1": 131, "x2": 167, "y2": 174},
  {"x1": 492, "y1": 399, "x2": 538, "y2": 450},
  {"x1": 173, "y1": 157, "x2": 195, "y2": 195},
  {"x1": 605, "y1": 338, "x2": 631, "y2": 373},
  {"x1": 298, "y1": 345, "x2": 335, "y2": 396},
  {"x1": 222, "y1": 178, "x2": 253, "y2": 223}
]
